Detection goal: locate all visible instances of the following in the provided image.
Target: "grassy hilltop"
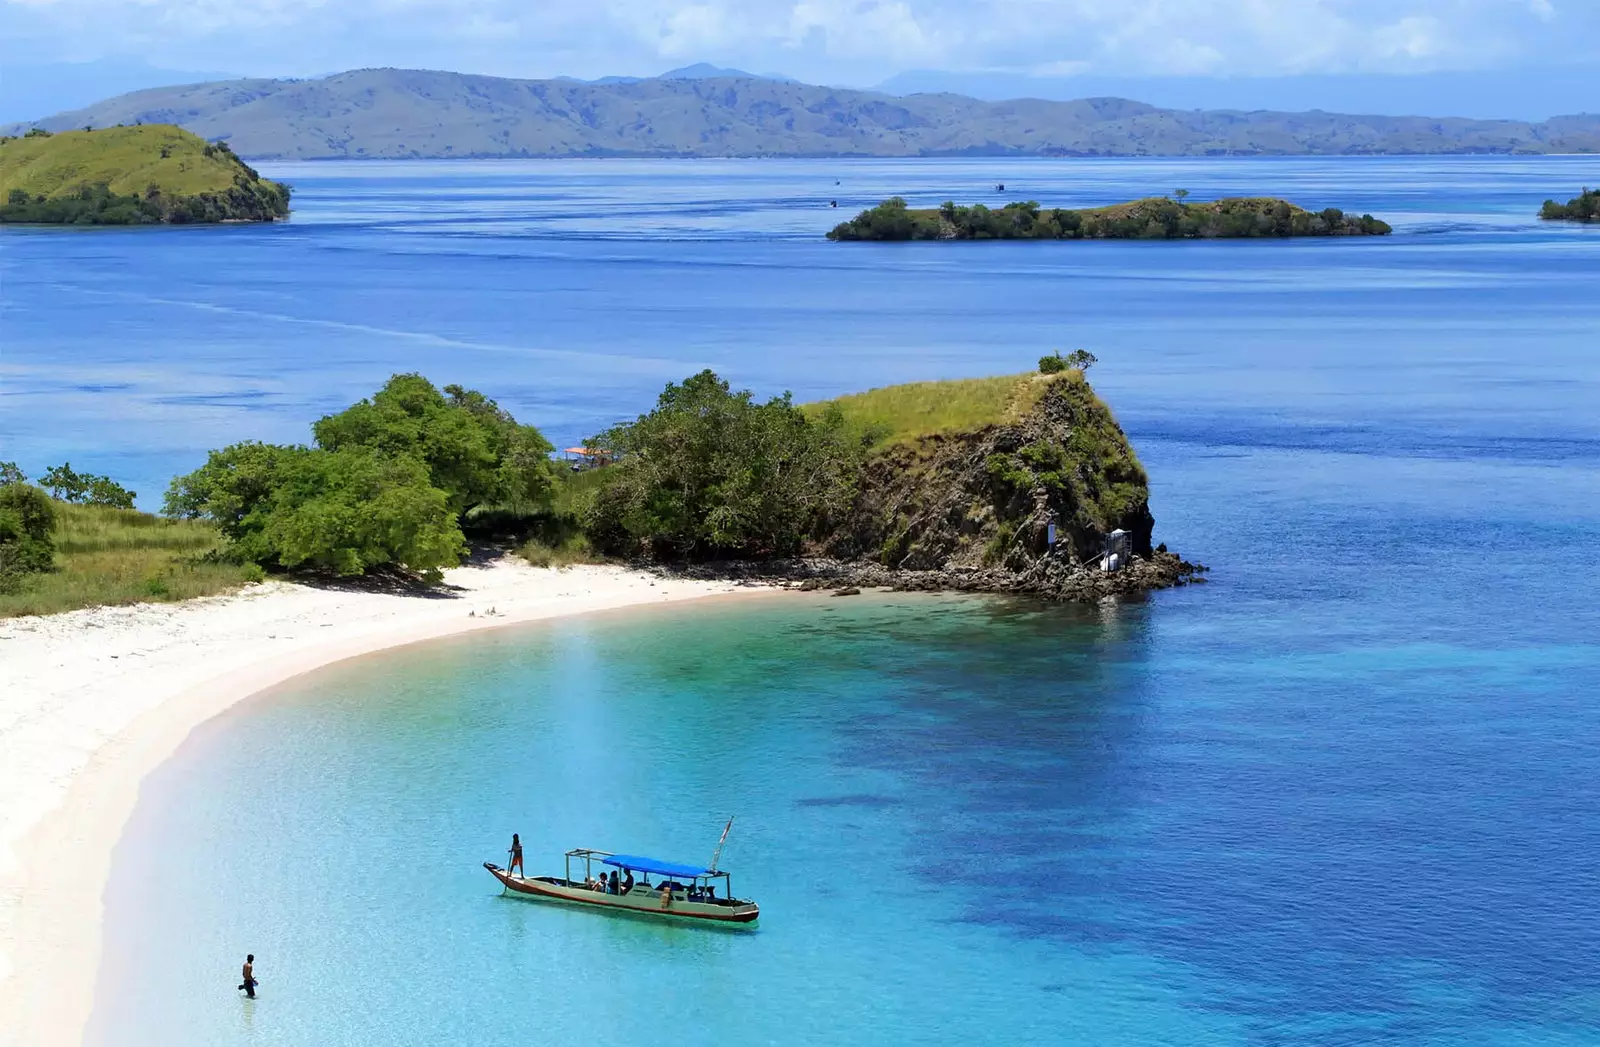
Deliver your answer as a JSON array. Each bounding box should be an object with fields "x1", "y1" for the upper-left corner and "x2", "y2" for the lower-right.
[
  {"x1": 0, "y1": 124, "x2": 289, "y2": 223},
  {"x1": 829, "y1": 196, "x2": 1391, "y2": 241}
]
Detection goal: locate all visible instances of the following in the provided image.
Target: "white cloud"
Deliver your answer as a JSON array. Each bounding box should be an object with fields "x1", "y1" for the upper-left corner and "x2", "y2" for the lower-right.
[{"x1": 0, "y1": 0, "x2": 1594, "y2": 81}]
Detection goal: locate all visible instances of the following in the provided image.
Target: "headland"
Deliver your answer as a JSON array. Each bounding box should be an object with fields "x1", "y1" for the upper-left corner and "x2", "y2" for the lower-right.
[{"x1": 0, "y1": 124, "x2": 289, "y2": 225}]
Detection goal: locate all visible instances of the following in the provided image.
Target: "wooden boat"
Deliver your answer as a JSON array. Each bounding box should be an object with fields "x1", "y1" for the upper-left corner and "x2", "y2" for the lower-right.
[{"x1": 484, "y1": 847, "x2": 760, "y2": 925}]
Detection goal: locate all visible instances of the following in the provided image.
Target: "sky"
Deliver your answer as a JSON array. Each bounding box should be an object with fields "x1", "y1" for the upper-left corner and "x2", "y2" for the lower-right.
[{"x1": 2, "y1": 0, "x2": 1597, "y2": 87}]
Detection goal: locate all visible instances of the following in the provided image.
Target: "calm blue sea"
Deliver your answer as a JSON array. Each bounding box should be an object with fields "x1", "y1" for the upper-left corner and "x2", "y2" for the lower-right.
[{"x1": 2, "y1": 156, "x2": 1598, "y2": 1045}]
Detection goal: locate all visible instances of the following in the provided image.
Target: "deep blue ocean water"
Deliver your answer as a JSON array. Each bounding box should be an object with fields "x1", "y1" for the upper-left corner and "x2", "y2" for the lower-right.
[{"x1": 2, "y1": 156, "x2": 1598, "y2": 1044}]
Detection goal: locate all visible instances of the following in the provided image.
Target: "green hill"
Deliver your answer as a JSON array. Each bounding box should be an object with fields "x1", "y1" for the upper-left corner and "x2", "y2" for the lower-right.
[
  {"x1": 0, "y1": 124, "x2": 289, "y2": 224},
  {"x1": 6, "y1": 68, "x2": 1597, "y2": 160},
  {"x1": 829, "y1": 196, "x2": 1391, "y2": 241}
]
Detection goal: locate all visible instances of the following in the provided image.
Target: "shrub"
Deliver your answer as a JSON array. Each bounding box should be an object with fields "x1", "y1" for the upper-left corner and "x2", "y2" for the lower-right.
[
  {"x1": 0, "y1": 483, "x2": 58, "y2": 589},
  {"x1": 585, "y1": 370, "x2": 869, "y2": 559},
  {"x1": 1041, "y1": 349, "x2": 1097, "y2": 374}
]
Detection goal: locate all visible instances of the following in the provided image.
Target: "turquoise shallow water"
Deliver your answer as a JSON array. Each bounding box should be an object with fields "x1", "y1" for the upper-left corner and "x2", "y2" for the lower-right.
[
  {"x1": 4, "y1": 155, "x2": 1596, "y2": 1043},
  {"x1": 92, "y1": 584, "x2": 1600, "y2": 1046}
]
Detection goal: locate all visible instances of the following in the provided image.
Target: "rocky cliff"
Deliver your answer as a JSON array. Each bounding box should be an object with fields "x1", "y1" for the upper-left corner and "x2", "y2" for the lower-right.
[{"x1": 688, "y1": 371, "x2": 1201, "y2": 601}]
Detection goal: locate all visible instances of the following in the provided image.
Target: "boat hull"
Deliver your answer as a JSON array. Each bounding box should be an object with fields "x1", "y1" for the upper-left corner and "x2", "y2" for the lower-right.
[{"x1": 484, "y1": 864, "x2": 760, "y2": 924}]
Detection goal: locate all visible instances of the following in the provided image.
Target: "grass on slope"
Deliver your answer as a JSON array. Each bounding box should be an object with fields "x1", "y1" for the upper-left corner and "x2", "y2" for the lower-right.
[
  {"x1": 0, "y1": 501, "x2": 257, "y2": 618},
  {"x1": 805, "y1": 373, "x2": 1050, "y2": 447},
  {"x1": 0, "y1": 125, "x2": 252, "y2": 198}
]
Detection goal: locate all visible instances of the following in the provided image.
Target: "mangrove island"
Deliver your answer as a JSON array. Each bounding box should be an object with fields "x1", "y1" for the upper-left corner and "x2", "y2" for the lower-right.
[
  {"x1": 0, "y1": 124, "x2": 290, "y2": 225},
  {"x1": 1539, "y1": 188, "x2": 1599, "y2": 223},
  {"x1": 828, "y1": 195, "x2": 1392, "y2": 241}
]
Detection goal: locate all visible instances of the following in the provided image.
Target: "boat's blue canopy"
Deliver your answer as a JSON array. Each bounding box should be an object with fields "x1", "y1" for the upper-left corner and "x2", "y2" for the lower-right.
[{"x1": 600, "y1": 854, "x2": 714, "y2": 879}]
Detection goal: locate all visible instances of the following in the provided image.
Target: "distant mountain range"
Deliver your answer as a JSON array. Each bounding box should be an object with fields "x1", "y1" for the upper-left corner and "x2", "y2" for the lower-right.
[
  {"x1": 873, "y1": 65, "x2": 1600, "y2": 123},
  {"x1": 8, "y1": 67, "x2": 1596, "y2": 161},
  {"x1": 560, "y1": 63, "x2": 799, "y2": 86}
]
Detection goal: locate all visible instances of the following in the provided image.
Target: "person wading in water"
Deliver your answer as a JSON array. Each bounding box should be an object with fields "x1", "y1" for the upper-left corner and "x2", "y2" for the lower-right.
[
  {"x1": 508, "y1": 833, "x2": 524, "y2": 877},
  {"x1": 238, "y1": 954, "x2": 258, "y2": 998}
]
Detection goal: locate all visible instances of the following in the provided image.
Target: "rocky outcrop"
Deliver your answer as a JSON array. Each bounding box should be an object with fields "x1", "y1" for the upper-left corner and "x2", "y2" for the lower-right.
[
  {"x1": 666, "y1": 549, "x2": 1204, "y2": 602},
  {"x1": 831, "y1": 373, "x2": 1154, "y2": 565},
  {"x1": 667, "y1": 372, "x2": 1203, "y2": 602}
]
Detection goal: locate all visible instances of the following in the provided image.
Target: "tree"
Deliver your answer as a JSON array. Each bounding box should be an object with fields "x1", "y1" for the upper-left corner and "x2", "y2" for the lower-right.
[
  {"x1": 1174, "y1": 188, "x2": 1190, "y2": 202},
  {"x1": 166, "y1": 375, "x2": 550, "y2": 581},
  {"x1": 41, "y1": 463, "x2": 90, "y2": 502},
  {"x1": 85, "y1": 476, "x2": 137, "y2": 509},
  {"x1": 312, "y1": 374, "x2": 553, "y2": 515},
  {"x1": 1064, "y1": 349, "x2": 1098, "y2": 372},
  {"x1": 584, "y1": 370, "x2": 867, "y2": 559},
  {"x1": 165, "y1": 442, "x2": 466, "y2": 580},
  {"x1": 0, "y1": 461, "x2": 24, "y2": 486},
  {"x1": 41, "y1": 463, "x2": 136, "y2": 507}
]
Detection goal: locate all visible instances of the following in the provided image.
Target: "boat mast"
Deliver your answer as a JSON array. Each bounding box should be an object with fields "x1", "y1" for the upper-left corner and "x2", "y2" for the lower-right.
[{"x1": 708, "y1": 816, "x2": 735, "y2": 873}]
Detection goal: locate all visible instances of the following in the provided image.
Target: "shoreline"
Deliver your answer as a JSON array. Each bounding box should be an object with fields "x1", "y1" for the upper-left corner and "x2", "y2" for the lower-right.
[{"x1": 0, "y1": 559, "x2": 768, "y2": 1047}]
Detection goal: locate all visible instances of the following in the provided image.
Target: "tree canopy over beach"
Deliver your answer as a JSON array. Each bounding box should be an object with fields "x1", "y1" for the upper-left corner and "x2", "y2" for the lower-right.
[
  {"x1": 165, "y1": 375, "x2": 552, "y2": 579},
  {"x1": 583, "y1": 369, "x2": 869, "y2": 560}
]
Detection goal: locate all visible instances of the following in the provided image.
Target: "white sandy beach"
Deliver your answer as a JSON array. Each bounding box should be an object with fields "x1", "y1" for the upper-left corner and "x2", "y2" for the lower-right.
[{"x1": 0, "y1": 559, "x2": 762, "y2": 1047}]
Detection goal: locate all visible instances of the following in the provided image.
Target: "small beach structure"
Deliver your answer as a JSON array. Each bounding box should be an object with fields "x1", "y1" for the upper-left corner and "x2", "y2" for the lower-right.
[
  {"x1": 1103, "y1": 528, "x2": 1131, "y2": 572},
  {"x1": 561, "y1": 446, "x2": 614, "y2": 471},
  {"x1": 484, "y1": 846, "x2": 760, "y2": 925}
]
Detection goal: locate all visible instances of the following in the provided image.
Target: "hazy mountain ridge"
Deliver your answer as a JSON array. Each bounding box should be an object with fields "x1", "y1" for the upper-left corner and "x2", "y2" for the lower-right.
[{"x1": 9, "y1": 67, "x2": 1596, "y2": 160}]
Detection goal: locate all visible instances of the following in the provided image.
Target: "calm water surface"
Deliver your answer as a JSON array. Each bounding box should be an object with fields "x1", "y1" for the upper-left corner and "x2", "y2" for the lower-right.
[{"x1": 2, "y1": 157, "x2": 1597, "y2": 1044}]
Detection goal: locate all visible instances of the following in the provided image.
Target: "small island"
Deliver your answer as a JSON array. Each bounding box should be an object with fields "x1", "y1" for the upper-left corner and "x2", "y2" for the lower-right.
[
  {"x1": 1539, "y1": 188, "x2": 1598, "y2": 223},
  {"x1": 0, "y1": 124, "x2": 290, "y2": 225},
  {"x1": 828, "y1": 195, "x2": 1391, "y2": 241}
]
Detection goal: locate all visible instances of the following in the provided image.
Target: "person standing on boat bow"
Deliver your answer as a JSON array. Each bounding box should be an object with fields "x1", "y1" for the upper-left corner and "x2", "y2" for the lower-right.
[{"x1": 507, "y1": 834, "x2": 524, "y2": 878}]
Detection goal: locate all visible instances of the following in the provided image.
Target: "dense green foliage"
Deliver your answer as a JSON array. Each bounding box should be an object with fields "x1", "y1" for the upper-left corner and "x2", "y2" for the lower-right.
[
  {"x1": 166, "y1": 375, "x2": 551, "y2": 579},
  {"x1": 0, "y1": 125, "x2": 289, "y2": 224},
  {"x1": 40, "y1": 462, "x2": 136, "y2": 509},
  {"x1": 2, "y1": 184, "x2": 168, "y2": 224},
  {"x1": 1539, "y1": 188, "x2": 1599, "y2": 222},
  {"x1": 0, "y1": 483, "x2": 58, "y2": 593},
  {"x1": 584, "y1": 370, "x2": 869, "y2": 559},
  {"x1": 313, "y1": 375, "x2": 555, "y2": 515},
  {"x1": 828, "y1": 196, "x2": 1392, "y2": 241}
]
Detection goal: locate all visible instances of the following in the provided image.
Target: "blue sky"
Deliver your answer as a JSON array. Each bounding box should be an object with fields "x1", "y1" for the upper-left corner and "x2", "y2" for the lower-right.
[{"x1": 1, "y1": 0, "x2": 1596, "y2": 85}]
